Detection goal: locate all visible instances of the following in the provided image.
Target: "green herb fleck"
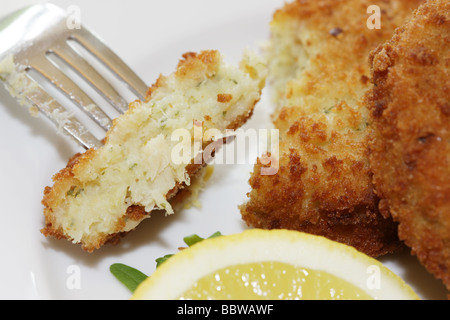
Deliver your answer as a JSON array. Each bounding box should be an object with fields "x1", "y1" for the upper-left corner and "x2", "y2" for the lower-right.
[
  {"x1": 66, "y1": 186, "x2": 84, "y2": 198},
  {"x1": 129, "y1": 163, "x2": 138, "y2": 170},
  {"x1": 66, "y1": 186, "x2": 76, "y2": 197},
  {"x1": 196, "y1": 80, "x2": 206, "y2": 87},
  {"x1": 324, "y1": 106, "x2": 334, "y2": 114}
]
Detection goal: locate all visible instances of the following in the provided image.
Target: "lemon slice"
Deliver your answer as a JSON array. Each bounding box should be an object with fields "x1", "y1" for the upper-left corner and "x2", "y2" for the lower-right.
[{"x1": 132, "y1": 229, "x2": 418, "y2": 300}]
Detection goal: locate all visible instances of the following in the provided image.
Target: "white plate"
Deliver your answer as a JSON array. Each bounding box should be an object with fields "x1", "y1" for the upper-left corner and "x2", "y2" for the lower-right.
[{"x1": 0, "y1": 0, "x2": 447, "y2": 300}]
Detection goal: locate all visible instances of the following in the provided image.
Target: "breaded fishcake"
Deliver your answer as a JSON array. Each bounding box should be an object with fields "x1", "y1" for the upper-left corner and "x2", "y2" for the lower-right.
[
  {"x1": 42, "y1": 50, "x2": 266, "y2": 252},
  {"x1": 240, "y1": 0, "x2": 423, "y2": 257},
  {"x1": 367, "y1": 0, "x2": 450, "y2": 290}
]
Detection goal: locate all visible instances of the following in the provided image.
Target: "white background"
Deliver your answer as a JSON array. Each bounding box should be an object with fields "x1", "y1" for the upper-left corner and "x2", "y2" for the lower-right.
[{"x1": 0, "y1": 0, "x2": 447, "y2": 299}]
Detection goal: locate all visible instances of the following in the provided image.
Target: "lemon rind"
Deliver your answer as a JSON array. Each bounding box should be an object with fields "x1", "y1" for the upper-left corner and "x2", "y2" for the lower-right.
[{"x1": 132, "y1": 229, "x2": 419, "y2": 300}]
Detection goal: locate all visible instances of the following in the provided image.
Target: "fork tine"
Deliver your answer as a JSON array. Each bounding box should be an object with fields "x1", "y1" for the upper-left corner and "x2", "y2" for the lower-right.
[
  {"x1": 34, "y1": 94, "x2": 103, "y2": 149},
  {"x1": 51, "y1": 40, "x2": 129, "y2": 114},
  {"x1": 12, "y1": 78, "x2": 103, "y2": 149},
  {"x1": 0, "y1": 3, "x2": 148, "y2": 150},
  {"x1": 28, "y1": 54, "x2": 113, "y2": 131},
  {"x1": 72, "y1": 29, "x2": 148, "y2": 101}
]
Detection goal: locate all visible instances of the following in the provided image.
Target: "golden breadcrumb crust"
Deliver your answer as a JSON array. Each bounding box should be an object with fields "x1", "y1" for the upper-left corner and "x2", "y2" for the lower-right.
[
  {"x1": 367, "y1": 0, "x2": 450, "y2": 291},
  {"x1": 240, "y1": 0, "x2": 424, "y2": 257},
  {"x1": 42, "y1": 51, "x2": 261, "y2": 252}
]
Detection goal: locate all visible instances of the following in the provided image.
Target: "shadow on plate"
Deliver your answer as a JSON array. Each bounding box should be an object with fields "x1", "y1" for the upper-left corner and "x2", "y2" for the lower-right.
[{"x1": 378, "y1": 250, "x2": 448, "y2": 300}]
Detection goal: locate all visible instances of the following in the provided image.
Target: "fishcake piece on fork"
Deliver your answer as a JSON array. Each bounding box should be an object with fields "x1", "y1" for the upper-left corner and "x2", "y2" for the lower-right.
[
  {"x1": 240, "y1": 0, "x2": 423, "y2": 257},
  {"x1": 42, "y1": 50, "x2": 266, "y2": 252}
]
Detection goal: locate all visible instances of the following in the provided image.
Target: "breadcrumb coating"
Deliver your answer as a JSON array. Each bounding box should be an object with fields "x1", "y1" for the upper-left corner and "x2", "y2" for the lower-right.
[
  {"x1": 367, "y1": 0, "x2": 450, "y2": 290},
  {"x1": 240, "y1": 0, "x2": 424, "y2": 257}
]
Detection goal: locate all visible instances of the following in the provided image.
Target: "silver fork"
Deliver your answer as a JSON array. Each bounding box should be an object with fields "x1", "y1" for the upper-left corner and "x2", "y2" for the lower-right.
[{"x1": 0, "y1": 3, "x2": 148, "y2": 149}]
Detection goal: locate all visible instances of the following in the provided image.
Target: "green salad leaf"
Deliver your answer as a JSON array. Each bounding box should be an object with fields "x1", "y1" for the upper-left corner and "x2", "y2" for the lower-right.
[
  {"x1": 183, "y1": 231, "x2": 222, "y2": 247},
  {"x1": 155, "y1": 254, "x2": 175, "y2": 268},
  {"x1": 110, "y1": 263, "x2": 148, "y2": 293},
  {"x1": 110, "y1": 231, "x2": 222, "y2": 292}
]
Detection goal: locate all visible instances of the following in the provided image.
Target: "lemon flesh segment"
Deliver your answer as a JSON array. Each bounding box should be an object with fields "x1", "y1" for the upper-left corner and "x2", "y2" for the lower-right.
[
  {"x1": 132, "y1": 229, "x2": 419, "y2": 300},
  {"x1": 179, "y1": 261, "x2": 372, "y2": 300}
]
